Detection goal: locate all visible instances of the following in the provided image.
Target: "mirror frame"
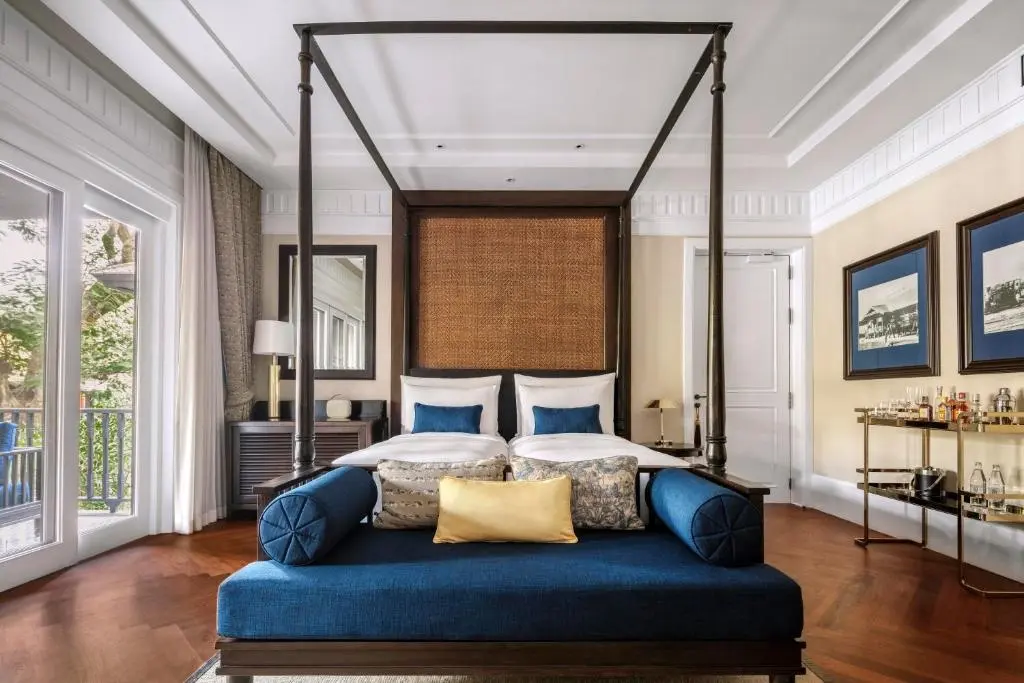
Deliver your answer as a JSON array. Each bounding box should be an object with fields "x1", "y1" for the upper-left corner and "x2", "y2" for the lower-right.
[{"x1": 278, "y1": 243, "x2": 377, "y2": 380}]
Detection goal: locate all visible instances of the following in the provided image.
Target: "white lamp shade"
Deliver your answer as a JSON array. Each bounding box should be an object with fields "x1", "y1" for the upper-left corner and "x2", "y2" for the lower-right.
[{"x1": 253, "y1": 320, "x2": 295, "y2": 356}]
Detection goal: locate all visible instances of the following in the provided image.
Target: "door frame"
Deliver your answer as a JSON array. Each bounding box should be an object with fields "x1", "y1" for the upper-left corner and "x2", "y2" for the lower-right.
[
  {"x1": 0, "y1": 140, "x2": 82, "y2": 592},
  {"x1": 682, "y1": 237, "x2": 813, "y2": 507},
  {"x1": 76, "y1": 188, "x2": 178, "y2": 561}
]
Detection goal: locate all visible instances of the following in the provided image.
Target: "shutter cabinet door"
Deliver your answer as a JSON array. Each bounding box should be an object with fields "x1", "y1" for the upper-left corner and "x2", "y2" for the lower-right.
[
  {"x1": 231, "y1": 422, "x2": 372, "y2": 511},
  {"x1": 234, "y1": 430, "x2": 292, "y2": 509}
]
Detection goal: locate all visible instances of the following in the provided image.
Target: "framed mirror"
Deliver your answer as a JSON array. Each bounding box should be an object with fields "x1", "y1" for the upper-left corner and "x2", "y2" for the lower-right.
[{"x1": 278, "y1": 244, "x2": 376, "y2": 380}]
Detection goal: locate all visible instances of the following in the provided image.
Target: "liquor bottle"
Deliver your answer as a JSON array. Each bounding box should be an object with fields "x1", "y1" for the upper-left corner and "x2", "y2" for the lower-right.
[
  {"x1": 936, "y1": 393, "x2": 948, "y2": 422},
  {"x1": 988, "y1": 465, "x2": 1006, "y2": 512},
  {"x1": 954, "y1": 392, "x2": 968, "y2": 422},
  {"x1": 917, "y1": 395, "x2": 932, "y2": 420},
  {"x1": 968, "y1": 462, "x2": 987, "y2": 509},
  {"x1": 971, "y1": 393, "x2": 983, "y2": 424}
]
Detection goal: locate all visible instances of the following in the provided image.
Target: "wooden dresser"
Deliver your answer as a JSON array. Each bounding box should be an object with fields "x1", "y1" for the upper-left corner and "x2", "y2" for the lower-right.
[{"x1": 228, "y1": 420, "x2": 375, "y2": 515}]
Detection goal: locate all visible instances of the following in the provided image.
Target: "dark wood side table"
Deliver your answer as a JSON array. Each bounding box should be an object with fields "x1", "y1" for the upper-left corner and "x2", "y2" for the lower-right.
[
  {"x1": 639, "y1": 442, "x2": 703, "y2": 459},
  {"x1": 228, "y1": 419, "x2": 378, "y2": 517}
]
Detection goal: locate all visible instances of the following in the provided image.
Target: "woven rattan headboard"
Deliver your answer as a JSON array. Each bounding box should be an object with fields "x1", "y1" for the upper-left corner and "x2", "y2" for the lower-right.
[{"x1": 391, "y1": 192, "x2": 631, "y2": 440}]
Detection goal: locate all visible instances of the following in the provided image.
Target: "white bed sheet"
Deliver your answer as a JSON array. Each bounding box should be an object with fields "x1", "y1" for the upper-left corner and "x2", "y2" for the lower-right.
[
  {"x1": 330, "y1": 433, "x2": 508, "y2": 467},
  {"x1": 508, "y1": 433, "x2": 691, "y2": 468}
]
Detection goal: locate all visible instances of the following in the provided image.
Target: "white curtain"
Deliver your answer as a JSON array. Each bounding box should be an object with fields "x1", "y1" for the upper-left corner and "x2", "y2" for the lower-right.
[{"x1": 174, "y1": 127, "x2": 226, "y2": 534}]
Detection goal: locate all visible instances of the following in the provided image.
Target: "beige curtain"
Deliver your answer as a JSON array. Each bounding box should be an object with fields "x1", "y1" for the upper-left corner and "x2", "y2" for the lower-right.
[
  {"x1": 175, "y1": 128, "x2": 225, "y2": 533},
  {"x1": 208, "y1": 149, "x2": 262, "y2": 423}
]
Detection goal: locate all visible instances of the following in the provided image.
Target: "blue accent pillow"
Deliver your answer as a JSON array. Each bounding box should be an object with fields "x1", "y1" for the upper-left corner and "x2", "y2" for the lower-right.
[
  {"x1": 650, "y1": 468, "x2": 763, "y2": 567},
  {"x1": 532, "y1": 404, "x2": 602, "y2": 435},
  {"x1": 0, "y1": 422, "x2": 16, "y2": 452},
  {"x1": 258, "y1": 466, "x2": 377, "y2": 566},
  {"x1": 412, "y1": 403, "x2": 483, "y2": 434}
]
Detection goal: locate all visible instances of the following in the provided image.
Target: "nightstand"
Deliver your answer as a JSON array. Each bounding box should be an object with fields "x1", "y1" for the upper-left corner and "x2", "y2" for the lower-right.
[{"x1": 639, "y1": 442, "x2": 703, "y2": 460}]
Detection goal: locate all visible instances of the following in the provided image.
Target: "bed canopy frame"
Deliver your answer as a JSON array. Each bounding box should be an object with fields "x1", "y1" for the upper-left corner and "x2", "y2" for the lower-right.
[{"x1": 289, "y1": 20, "x2": 732, "y2": 472}]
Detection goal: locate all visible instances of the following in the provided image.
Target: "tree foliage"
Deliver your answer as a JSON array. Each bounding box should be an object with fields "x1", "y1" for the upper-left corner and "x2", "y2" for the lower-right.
[
  {"x1": 0, "y1": 217, "x2": 137, "y2": 410},
  {"x1": 1, "y1": 217, "x2": 137, "y2": 512}
]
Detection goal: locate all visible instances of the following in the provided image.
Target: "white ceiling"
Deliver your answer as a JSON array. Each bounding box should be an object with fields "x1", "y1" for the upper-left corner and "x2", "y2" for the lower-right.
[{"x1": 38, "y1": 0, "x2": 1024, "y2": 193}]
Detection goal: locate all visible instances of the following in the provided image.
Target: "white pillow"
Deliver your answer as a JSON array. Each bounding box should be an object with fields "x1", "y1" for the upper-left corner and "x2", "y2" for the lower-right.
[
  {"x1": 400, "y1": 377, "x2": 501, "y2": 435},
  {"x1": 513, "y1": 373, "x2": 615, "y2": 435},
  {"x1": 517, "y1": 382, "x2": 615, "y2": 436},
  {"x1": 402, "y1": 375, "x2": 502, "y2": 389}
]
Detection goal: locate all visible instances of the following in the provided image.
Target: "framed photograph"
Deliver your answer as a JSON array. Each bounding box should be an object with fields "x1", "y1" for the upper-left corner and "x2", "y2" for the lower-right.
[
  {"x1": 958, "y1": 196, "x2": 1024, "y2": 373},
  {"x1": 843, "y1": 232, "x2": 939, "y2": 380}
]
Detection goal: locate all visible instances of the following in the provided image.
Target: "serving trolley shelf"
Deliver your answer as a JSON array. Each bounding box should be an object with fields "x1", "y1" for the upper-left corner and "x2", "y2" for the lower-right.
[{"x1": 855, "y1": 409, "x2": 1024, "y2": 598}]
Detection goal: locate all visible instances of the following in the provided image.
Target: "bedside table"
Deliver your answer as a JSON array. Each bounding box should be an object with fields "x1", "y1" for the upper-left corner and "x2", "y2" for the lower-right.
[{"x1": 639, "y1": 442, "x2": 703, "y2": 460}]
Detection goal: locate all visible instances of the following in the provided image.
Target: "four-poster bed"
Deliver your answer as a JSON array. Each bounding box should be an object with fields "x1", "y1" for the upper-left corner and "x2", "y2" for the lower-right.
[{"x1": 215, "y1": 20, "x2": 804, "y2": 683}]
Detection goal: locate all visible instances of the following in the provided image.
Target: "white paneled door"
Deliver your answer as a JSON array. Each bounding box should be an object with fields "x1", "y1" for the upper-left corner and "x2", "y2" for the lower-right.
[{"x1": 693, "y1": 253, "x2": 792, "y2": 503}]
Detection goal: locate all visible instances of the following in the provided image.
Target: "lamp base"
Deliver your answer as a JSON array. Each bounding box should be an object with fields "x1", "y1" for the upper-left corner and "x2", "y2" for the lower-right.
[
  {"x1": 268, "y1": 356, "x2": 281, "y2": 421},
  {"x1": 654, "y1": 439, "x2": 674, "y2": 447}
]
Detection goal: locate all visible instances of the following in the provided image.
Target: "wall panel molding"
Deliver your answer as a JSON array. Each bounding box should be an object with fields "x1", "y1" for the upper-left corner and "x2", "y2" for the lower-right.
[
  {"x1": 811, "y1": 43, "x2": 1024, "y2": 233},
  {"x1": 0, "y1": 0, "x2": 183, "y2": 197}
]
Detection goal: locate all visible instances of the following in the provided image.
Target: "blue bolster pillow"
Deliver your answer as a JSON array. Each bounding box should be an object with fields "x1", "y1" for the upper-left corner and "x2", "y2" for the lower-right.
[
  {"x1": 650, "y1": 469, "x2": 762, "y2": 567},
  {"x1": 258, "y1": 466, "x2": 376, "y2": 565}
]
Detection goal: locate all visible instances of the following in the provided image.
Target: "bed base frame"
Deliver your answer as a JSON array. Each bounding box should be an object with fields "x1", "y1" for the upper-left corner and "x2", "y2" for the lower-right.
[{"x1": 217, "y1": 639, "x2": 805, "y2": 682}]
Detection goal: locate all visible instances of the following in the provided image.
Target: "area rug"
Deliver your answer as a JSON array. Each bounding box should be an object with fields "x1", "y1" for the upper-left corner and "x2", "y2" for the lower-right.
[{"x1": 189, "y1": 655, "x2": 827, "y2": 683}]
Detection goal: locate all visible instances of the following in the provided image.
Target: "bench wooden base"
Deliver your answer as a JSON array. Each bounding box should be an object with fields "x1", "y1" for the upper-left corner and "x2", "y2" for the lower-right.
[{"x1": 216, "y1": 638, "x2": 805, "y2": 681}]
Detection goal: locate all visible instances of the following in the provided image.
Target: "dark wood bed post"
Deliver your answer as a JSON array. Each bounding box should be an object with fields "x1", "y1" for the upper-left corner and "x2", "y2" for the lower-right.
[
  {"x1": 704, "y1": 27, "x2": 728, "y2": 473},
  {"x1": 294, "y1": 27, "x2": 316, "y2": 469}
]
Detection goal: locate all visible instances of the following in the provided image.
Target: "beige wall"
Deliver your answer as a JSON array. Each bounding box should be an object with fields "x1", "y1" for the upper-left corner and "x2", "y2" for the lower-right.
[
  {"x1": 813, "y1": 125, "x2": 1024, "y2": 484},
  {"x1": 631, "y1": 236, "x2": 687, "y2": 443},
  {"x1": 256, "y1": 234, "x2": 392, "y2": 404}
]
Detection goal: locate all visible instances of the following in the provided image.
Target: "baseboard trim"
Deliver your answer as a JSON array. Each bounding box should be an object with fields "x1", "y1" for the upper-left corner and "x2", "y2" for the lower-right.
[{"x1": 809, "y1": 474, "x2": 1024, "y2": 584}]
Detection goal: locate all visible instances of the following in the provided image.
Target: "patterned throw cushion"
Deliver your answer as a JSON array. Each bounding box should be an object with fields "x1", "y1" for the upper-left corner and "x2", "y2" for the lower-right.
[
  {"x1": 374, "y1": 456, "x2": 507, "y2": 529},
  {"x1": 510, "y1": 455, "x2": 645, "y2": 530}
]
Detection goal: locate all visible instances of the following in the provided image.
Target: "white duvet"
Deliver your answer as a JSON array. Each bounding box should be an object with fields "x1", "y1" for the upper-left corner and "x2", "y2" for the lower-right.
[
  {"x1": 508, "y1": 433, "x2": 690, "y2": 468},
  {"x1": 330, "y1": 432, "x2": 508, "y2": 467}
]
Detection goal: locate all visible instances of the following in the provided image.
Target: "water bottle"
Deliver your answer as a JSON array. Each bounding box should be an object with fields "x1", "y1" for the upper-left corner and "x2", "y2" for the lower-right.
[
  {"x1": 968, "y1": 462, "x2": 987, "y2": 509},
  {"x1": 988, "y1": 464, "x2": 1006, "y2": 512}
]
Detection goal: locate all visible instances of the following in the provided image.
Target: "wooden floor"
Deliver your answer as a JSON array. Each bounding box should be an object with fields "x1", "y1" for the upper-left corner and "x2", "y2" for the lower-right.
[{"x1": 1, "y1": 506, "x2": 1022, "y2": 683}]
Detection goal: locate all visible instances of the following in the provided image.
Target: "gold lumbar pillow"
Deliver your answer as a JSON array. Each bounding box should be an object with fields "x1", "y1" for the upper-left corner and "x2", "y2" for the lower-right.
[{"x1": 433, "y1": 475, "x2": 578, "y2": 544}]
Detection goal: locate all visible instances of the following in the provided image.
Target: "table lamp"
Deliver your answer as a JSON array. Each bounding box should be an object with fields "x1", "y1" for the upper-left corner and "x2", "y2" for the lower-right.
[
  {"x1": 253, "y1": 320, "x2": 295, "y2": 421},
  {"x1": 645, "y1": 398, "x2": 681, "y2": 446}
]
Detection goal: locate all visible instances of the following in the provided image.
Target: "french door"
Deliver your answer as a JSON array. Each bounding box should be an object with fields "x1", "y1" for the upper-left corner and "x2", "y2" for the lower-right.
[
  {"x1": 0, "y1": 151, "x2": 82, "y2": 591},
  {"x1": 0, "y1": 142, "x2": 170, "y2": 589}
]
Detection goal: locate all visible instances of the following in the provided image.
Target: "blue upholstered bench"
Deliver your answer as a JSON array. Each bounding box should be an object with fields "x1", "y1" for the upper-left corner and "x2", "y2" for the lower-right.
[{"x1": 216, "y1": 466, "x2": 805, "y2": 682}]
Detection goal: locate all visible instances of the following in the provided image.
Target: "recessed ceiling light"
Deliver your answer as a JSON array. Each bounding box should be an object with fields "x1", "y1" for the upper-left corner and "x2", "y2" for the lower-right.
[
  {"x1": 575, "y1": 144, "x2": 585, "y2": 150},
  {"x1": 435, "y1": 144, "x2": 445, "y2": 149}
]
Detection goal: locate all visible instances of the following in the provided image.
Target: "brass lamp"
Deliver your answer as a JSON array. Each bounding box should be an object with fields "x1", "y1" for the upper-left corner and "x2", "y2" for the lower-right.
[
  {"x1": 645, "y1": 398, "x2": 681, "y2": 446},
  {"x1": 253, "y1": 320, "x2": 295, "y2": 421}
]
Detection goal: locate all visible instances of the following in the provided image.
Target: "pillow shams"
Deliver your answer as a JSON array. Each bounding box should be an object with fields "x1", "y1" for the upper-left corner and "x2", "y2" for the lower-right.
[
  {"x1": 400, "y1": 380, "x2": 499, "y2": 435},
  {"x1": 517, "y1": 382, "x2": 614, "y2": 436},
  {"x1": 510, "y1": 454, "x2": 644, "y2": 530},
  {"x1": 374, "y1": 456, "x2": 507, "y2": 529},
  {"x1": 513, "y1": 373, "x2": 614, "y2": 435}
]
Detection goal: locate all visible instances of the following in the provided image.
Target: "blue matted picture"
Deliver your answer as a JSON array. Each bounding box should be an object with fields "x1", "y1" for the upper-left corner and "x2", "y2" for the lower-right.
[
  {"x1": 958, "y1": 196, "x2": 1024, "y2": 373},
  {"x1": 843, "y1": 232, "x2": 939, "y2": 380}
]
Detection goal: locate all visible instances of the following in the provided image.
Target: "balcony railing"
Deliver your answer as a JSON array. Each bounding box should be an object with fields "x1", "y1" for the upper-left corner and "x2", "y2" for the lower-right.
[{"x1": 0, "y1": 408, "x2": 133, "y2": 524}]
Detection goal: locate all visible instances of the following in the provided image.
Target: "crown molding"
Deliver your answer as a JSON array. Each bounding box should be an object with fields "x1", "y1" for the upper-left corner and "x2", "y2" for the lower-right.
[
  {"x1": 262, "y1": 188, "x2": 812, "y2": 236},
  {"x1": 790, "y1": 0, "x2": 996, "y2": 167},
  {"x1": 0, "y1": 0, "x2": 183, "y2": 197},
  {"x1": 262, "y1": 189, "x2": 391, "y2": 235},
  {"x1": 811, "y1": 42, "x2": 1024, "y2": 233}
]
